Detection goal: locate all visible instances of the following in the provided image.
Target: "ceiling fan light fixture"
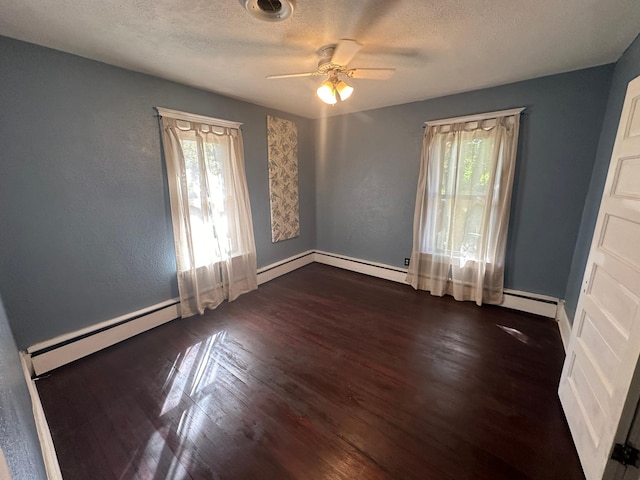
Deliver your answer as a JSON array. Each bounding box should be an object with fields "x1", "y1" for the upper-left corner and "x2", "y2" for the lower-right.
[
  {"x1": 243, "y1": 0, "x2": 294, "y2": 22},
  {"x1": 316, "y1": 77, "x2": 354, "y2": 105},
  {"x1": 335, "y1": 80, "x2": 354, "y2": 101},
  {"x1": 267, "y1": 39, "x2": 394, "y2": 106},
  {"x1": 317, "y1": 80, "x2": 338, "y2": 105}
]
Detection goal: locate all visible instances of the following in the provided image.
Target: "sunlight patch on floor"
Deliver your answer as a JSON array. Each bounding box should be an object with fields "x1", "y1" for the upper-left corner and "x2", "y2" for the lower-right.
[
  {"x1": 496, "y1": 324, "x2": 531, "y2": 345},
  {"x1": 160, "y1": 331, "x2": 227, "y2": 416}
]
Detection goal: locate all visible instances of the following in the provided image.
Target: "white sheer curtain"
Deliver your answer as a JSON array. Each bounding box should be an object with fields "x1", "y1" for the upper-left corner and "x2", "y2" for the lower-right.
[
  {"x1": 159, "y1": 109, "x2": 257, "y2": 318},
  {"x1": 406, "y1": 110, "x2": 522, "y2": 305}
]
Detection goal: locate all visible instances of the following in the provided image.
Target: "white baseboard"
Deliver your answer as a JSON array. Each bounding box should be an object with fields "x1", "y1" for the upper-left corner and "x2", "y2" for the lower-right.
[
  {"x1": 27, "y1": 298, "x2": 180, "y2": 355},
  {"x1": 19, "y1": 352, "x2": 63, "y2": 480},
  {"x1": 313, "y1": 250, "x2": 558, "y2": 318},
  {"x1": 26, "y1": 251, "x2": 315, "y2": 375},
  {"x1": 500, "y1": 292, "x2": 558, "y2": 318},
  {"x1": 556, "y1": 300, "x2": 572, "y2": 352},
  {"x1": 314, "y1": 250, "x2": 408, "y2": 283},
  {"x1": 257, "y1": 250, "x2": 315, "y2": 285},
  {"x1": 16, "y1": 248, "x2": 565, "y2": 480},
  {"x1": 28, "y1": 300, "x2": 180, "y2": 376},
  {"x1": 26, "y1": 248, "x2": 560, "y2": 375}
]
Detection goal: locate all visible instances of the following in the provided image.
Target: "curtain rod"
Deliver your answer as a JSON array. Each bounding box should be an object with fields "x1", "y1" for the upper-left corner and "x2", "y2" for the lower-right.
[
  {"x1": 155, "y1": 107, "x2": 243, "y2": 128},
  {"x1": 423, "y1": 107, "x2": 525, "y2": 127}
]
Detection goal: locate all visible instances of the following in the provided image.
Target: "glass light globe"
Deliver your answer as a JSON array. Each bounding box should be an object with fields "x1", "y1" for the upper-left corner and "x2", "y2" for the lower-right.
[
  {"x1": 316, "y1": 80, "x2": 337, "y2": 105},
  {"x1": 335, "y1": 80, "x2": 354, "y2": 101}
]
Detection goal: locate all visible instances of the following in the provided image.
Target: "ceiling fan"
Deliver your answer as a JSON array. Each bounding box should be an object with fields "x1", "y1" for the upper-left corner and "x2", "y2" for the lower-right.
[{"x1": 266, "y1": 39, "x2": 395, "y2": 105}]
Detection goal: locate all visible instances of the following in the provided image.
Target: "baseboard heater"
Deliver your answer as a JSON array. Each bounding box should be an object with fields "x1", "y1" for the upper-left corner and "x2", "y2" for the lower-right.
[
  {"x1": 27, "y1": 300, "x2": 180, "y2": 376},
  {"x1": 257, "y1": 250, "x2": 315, "y2": 285},
  {"x1": 314, "y1": 250, "x2": 559, "y2": 318},
  {"x1": 503, "y1": 291, "x2": 557, "y2": 304},
  {"x1": 501, "y1": 291, "x2": 558, "y2": 318},
  {"x1": 25, "y1": 249, "x2": 560, "y2": 375}
]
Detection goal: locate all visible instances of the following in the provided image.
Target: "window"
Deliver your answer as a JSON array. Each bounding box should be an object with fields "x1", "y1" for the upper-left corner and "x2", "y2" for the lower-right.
[
  {"x1": 158, "y1": 108, "x2": 257, "y2": 317},
  {"x1": 432, "y1": 128, "x2": 498, "y2": 264},
  {"x1": 175, "y1": 124, "x2": 234, "y2": 268},
  {"x1": 407, "y1": 109, "x2": 523, "y2": 305}
]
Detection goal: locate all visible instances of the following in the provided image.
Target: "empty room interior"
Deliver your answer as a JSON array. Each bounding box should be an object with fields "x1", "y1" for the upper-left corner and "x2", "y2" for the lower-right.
[{"x1": 1, "y1": 1, "x2": 640, "y2": 479}]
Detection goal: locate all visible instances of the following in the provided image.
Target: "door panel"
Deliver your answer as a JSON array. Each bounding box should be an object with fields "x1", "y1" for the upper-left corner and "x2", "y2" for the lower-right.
[
  {"x1": 559, "y1": 75, "x2": 640, "y2": 480},
  {"x1": 612, "y1": 156, "x2": 640, "y2": 198}
]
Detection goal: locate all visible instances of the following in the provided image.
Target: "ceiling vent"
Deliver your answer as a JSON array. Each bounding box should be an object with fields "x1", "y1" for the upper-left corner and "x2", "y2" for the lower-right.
[{"x1": 244, "y1": 0, "x2": 294, "y2": 22}]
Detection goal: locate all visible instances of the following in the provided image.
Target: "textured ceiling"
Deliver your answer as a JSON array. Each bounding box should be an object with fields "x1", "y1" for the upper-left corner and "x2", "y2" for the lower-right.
[{"x1": 0, "y1": 0, "x2": 639, "y2": 119}]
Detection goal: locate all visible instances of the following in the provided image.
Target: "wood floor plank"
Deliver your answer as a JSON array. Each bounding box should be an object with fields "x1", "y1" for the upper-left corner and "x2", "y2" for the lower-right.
[{"x1": 36, "y1": 264, "x2": 584, "y2": 479}]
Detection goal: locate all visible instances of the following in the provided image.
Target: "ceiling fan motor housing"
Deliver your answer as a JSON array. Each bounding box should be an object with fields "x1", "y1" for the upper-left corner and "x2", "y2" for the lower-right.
[
  {"x1": 317, "y1": 46, "x2": 342, "y2": 74},
  {"x1": 243, "y1": 0, "x2": 294, "y2": 22}
]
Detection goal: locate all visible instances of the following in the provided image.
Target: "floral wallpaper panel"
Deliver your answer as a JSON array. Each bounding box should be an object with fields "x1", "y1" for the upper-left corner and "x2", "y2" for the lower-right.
[{"x1": 267, "y1": 115, "x2": 300, "y2": 242}]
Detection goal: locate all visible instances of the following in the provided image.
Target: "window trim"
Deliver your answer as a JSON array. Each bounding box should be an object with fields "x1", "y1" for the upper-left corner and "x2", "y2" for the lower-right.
[
  {"x1": 424, "y1": 107, "x2": 525, "y2": 128},
  {"x1": 155, "y1": 107, "x2": 242, "y2": 129}
]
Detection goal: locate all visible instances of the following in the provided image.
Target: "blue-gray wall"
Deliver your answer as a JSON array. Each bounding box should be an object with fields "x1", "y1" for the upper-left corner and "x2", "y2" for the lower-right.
[
  {"x1": 0, "y1": 32, "x2": 633, "y2": 348},
  {"x1": 0, "y1": 294, "x2": 48, "y2": 479},
  {"x1": 315, "y1": 67, "x2": 613, "y2": 299},
  {"x1": 0, "y1": 36, "x2": 315, "y2": 348},
  {"x1": 564, "y1": 33, "x2": 640, "y2": 322}
]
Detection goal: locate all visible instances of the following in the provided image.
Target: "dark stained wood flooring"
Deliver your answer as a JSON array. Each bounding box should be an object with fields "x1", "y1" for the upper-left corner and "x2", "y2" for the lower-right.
[{"x1": 36, "y1": 263, "x2": 584, "y2": 480}]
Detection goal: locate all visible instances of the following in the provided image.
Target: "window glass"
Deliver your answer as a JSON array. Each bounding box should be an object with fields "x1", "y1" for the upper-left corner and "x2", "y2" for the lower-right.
[
  {"x1": 178, "y1": 132, "x2": 232, "y2": 267},
  {"x1": 432, "y1": 130, "x2": 497, "y2": 262}
]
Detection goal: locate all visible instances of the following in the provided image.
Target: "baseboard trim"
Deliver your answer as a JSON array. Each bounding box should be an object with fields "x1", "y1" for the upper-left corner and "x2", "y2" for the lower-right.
[
  {"x1": 313, "y1": 250, "x2": 558, "y2": 318},
  {"x1": 26, "y1": 251, "x2": 315, "y2": 375},
  {"x1": 13, "y1": 249, "x2": 564, "y2": 479},
  {"x1": 28, "y1": 300, "x2": 181, "y2": 376},
  {"x1": 27, "y1": 298, "x2": 181, "y2": 355},
  {"x1": 257, "y1": 250, "x2": 315, "y2": 285},
  {"x1": 19, "y1": 352, "x2": 63, "y2": 480},
  {"x1": 26, "y1": 249, "x2": 561, "y2": 374},
  {"x1": 501, "y1": 292, "x2": 558, "y2": 318},
  {"x1": 314, "y1": 250, "x2": 409, "y2": 283},
  {"x1": 556, "y1": 301, "x2": 572, "y2": 352}
]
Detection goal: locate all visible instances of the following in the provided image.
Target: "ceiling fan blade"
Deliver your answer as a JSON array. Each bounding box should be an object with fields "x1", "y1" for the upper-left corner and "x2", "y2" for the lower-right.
[
  {"x1": 347, "y1": 68, "x2": 396, "y2": 80},
  {"x1": 331, "y1": 39, "x2": 363, "y2": 66},
  {"x1": 266, "y1": 72, "x2": 319, "y2": 79}
]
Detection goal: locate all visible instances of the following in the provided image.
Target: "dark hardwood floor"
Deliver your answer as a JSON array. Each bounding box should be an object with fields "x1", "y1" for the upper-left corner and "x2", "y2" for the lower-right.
[{"x1": 36, "y1": 263, "x2": 584, "y2": 480}]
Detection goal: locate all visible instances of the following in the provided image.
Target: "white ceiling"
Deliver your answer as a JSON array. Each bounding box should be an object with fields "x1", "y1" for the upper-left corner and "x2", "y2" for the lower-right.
[{"x1": 0, "y1": 0, "x2": 639, "y2": 119}]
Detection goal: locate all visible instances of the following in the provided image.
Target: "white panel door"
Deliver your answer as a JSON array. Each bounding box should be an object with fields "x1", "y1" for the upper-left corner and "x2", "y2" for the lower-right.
[{"x1": 559, "y1": 74, "x2": 640, "y2": 480}]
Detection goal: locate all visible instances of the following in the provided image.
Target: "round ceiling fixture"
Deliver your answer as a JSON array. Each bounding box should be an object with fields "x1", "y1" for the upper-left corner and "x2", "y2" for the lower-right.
[{"x1": 244, "y1": 0, "x2": 294, "y2": 22}]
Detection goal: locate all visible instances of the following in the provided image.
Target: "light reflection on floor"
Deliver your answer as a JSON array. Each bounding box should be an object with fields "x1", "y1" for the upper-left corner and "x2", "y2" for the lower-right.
[
  {"x1": 136, "y1": 330, "x2": 229, "y2": 479},
  {"x1": 496, "y1": 324, "x2": 532, "y2": 345},
  {"x1": 160, "y1": 331, "x2": 227, "y2": 416}
]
